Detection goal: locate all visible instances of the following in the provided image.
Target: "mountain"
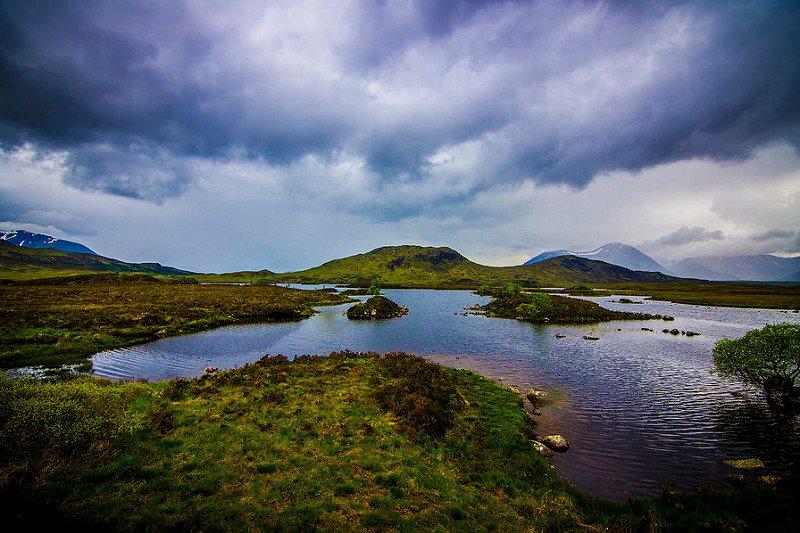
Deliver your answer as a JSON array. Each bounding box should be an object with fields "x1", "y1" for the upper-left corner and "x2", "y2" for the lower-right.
[
  {"x1": 278, "y1": 245, "x2": 674, "y2": 288},
  {"x1": 670, "y1": 255, "x2": 800, "y2": 281},
  {"x1": 525, "y1": 242, "x2": 671, "y2": 274},
  {"x1": 1, "y1": 229, "x2": 97, "y2": 255},
  {"x1": 0, "y1": 240, "x2": 193, "y2": 278}
]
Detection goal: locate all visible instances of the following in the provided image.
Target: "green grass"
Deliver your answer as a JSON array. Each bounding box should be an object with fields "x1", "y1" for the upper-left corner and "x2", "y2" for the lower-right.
[
  {"x1": 2, "y1": 353, "x2": 796, "y2": 530},
  {"x1": 0, "y1": 274, "x2": 352, "y2": 368}
]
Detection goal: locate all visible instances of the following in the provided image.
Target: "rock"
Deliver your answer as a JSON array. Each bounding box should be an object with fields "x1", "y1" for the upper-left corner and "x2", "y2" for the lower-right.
[
  {"x1": 555, "y1": 333, "x2": 566, "y2": 338},
  {"x1": 723, "y1": 458, "x2": 765, "y2": 470},
  {"x1": 526, "y1": 388, "x2": 547, "y2": 404},
  {"x1": 204, "y1": 366, "x2": 219, "y2": 374},
  {"x1": 539, "y1": 434, "x2": 570, "y2": 452},
  {"x1": 583, "y1": 335, "x2": 600, "y2": 340},
  {"x1": 641, "y1": 327, "x2": 653, "y2": 332},
  {"x1": 663, "y1": 316, "x2": 675, "y2": 321},
  {"x1": 685, "y1": 331, "x2": 700, "y2": 337},
  {"x1": 531, "y1": 441, "x2": 553, "y2": 457},
  {"x1": 662, "y1": 329, "x2": 670, "y2": 333},
  {"x1": 758, "y1": 475, "x2": 780, "y2": 486},
  {"x1": 725, "y1": 473, "x2": 746, "y2": 486},
  {"x1": 669, "y1": 329, "x2": 680, "y2": 335}
]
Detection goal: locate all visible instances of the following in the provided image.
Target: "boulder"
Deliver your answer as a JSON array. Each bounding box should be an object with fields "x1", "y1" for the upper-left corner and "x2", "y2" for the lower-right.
[
  {"x1": 204, "y1": 366, "x2": 219, "y2": 374},
  {"x1": 526, "y1": 388, "x2": 547, "y2": 405},
  {"x1": 531, "y1": 440, "x2": 553, "y2": 457},
  {"x1": 669, "y1": 329, "x2": 680, "y2": 335},
  {"x1": 539, "y1": 434, "x2": 570, "y2": 452}
]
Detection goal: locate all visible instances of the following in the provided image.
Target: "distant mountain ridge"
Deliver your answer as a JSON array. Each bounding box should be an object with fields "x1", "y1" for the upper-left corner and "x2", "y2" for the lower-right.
[
  {"x1": 670, "y1": 255, "x2": 800, "y2": 281},
  {"x1": 0, "y1": 240, "x2": 193, "y2": 277},
  {"x1": 525, "y1": 242, "x2": 671, "y2": 274},
  {"x1": 1, "y1": 229, "x2": 97, "y2": 255},
  {"x1": 278, "y1": 244, "x2": 674, "y2": 288}
]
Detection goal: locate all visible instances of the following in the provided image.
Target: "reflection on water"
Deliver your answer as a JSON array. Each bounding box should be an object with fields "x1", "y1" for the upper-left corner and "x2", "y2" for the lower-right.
[{"x1": 92, "y1": 289, "x2": 800, "y2": 499}]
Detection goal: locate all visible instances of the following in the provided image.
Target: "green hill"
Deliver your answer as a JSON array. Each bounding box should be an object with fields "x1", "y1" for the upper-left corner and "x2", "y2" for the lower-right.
[
  {"x1": 0, "y1": 241, "x2": 194, "y2": 279},
  {"x1": 277, "y1": 245, "x2": 673, "y2": 288}
]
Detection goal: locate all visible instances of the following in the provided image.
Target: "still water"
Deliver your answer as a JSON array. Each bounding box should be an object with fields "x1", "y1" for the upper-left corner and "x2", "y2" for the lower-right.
[{"x1": 92, "y1": 289, "x2": 800, "y2": 499}]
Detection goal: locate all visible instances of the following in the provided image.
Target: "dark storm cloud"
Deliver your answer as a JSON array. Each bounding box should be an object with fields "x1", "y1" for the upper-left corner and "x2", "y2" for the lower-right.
[
  {"x1": 0, "y1": 0, "x2": 799, "y2": 203},
  {"x1": 751, "y1": 228, "x2": 796, "y2": 242},
  {"x1": 651, "y1": 226, "x2": 725, "y2": 247}
]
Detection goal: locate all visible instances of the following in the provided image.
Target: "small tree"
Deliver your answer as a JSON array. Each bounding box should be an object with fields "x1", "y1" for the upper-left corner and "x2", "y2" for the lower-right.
[
  {"x1": 369, "y1": 279, "x2": 382, "y2": 296},
  {"x1": 713, "y1": 323, "x2": 800, "y2": 409}
]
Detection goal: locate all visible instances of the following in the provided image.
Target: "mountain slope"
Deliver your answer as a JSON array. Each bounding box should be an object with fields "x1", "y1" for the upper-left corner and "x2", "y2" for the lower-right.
[
  {"x1": 0, "y1": 240, "x2": 193, "y2": 278},
  {"x1": 1, "y1": 229, "x2": 97, "y2": 255},
  {"x1": 670, "y1": 255, "x2": 800, "y2": 281},
  {"x1": 278, "y1": 245, "x2": 673, "y2": 288},
  {"x1": 525, "y1": 242, "x2": 671, "y2": 274}
]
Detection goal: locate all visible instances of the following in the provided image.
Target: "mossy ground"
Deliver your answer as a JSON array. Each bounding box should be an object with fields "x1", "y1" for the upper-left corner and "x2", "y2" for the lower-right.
[
  {"x1": 0, "y1": 274, "x2": 352, "y2": 368},
  {"x1": 2, "y1": 353, "x2": 797, "y2": 531}
]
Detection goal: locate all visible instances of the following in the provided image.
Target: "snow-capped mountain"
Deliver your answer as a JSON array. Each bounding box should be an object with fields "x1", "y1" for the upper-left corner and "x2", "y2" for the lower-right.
[
  {"x1": 524, "y1": 242, "x2": 672, "y2": 274},
  {"x1": 670, "y1": 255, "x2": 800, "y2": 281},
  {"x1": 0, "y1": 229, "x2": 97, "y2": 255}
]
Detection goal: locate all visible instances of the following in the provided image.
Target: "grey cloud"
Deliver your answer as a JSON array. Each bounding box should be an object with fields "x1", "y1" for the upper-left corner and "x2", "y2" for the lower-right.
[
  {"x1": 751, "y1": 228, "x2": 796, "y2": 242},
  {"x1": 63, "y1": 143, "x2": 195, "y2": 201},
  {"x1": 651, "y1": 226, "x2": 726, "y2": 247},
  {"x1": 0, "y1": 1, "x2": 798, "y2": 204}
]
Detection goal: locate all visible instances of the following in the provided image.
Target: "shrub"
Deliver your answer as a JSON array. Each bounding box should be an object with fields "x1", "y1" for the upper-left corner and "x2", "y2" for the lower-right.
[
  {"x1": 0, "y1": 376, "x2": 147, "y2": 485},
  {"x1": 375, "y1": 353, "x2": 461, "y2": 438},
  {"x1": 713, "y1": 323, "x2": 800, "y2": 409},
  {"x1": 516, "y1": 293, "x2": 553, "y2": 320}
]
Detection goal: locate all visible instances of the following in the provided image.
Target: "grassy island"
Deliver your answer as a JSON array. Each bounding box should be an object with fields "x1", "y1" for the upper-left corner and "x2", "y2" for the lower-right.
[
  {"x1": 346, "y1": 295, "x2": 409, "y2": 320},
  {"x1": 0, "y1": 274, "x2": 352, "y2": 369},
  {"x1": 2, "y1": 352, "x2": 796, "y2": 530},
  {"x1": 480, "y1": 292, "x2": 657, "y2": 324}
]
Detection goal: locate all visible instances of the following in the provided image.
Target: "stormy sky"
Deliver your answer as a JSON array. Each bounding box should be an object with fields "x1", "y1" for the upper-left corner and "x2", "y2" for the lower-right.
[{"x1": 1, "y1": 0, "x2": 799, "y2": 272}]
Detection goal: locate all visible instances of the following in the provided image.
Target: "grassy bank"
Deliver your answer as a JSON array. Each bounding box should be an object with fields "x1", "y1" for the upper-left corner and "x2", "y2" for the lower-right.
[
  {"x1": 481, "y1": 292, "x2": 659, "y2": 324},
  {"x1": 604, "y1": 281, "x2": 800, "y2": 309},
  {"x1": 0, "y1": 274, "x2": 352, "y2": 369},
  {"x1": 2, "y1": 352, "x2": 796, "y2": 530}
]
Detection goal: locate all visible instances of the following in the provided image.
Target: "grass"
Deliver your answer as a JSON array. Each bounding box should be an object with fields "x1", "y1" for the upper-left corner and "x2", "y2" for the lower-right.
[
  {"x1": 1, "y1": 352, "x2": 797, "y2": 530},
  {"x1": 481, "y1": 292, "x2": 659, "y2": 324},
  {"x1": 0, "y1": 273, "x2": 352, "y2": 368},
  {"x1": 604, "y1": 281, "x2": 800, "y2": 309}
]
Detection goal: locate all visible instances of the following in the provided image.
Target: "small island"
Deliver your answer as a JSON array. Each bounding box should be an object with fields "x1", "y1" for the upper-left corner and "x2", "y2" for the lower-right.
[
  {"x1": 480, "y1": 290, "x2": 657, "y2": 324},
  {"x1": 346, "y1": 295, "x2": 409, "y2": 320}
]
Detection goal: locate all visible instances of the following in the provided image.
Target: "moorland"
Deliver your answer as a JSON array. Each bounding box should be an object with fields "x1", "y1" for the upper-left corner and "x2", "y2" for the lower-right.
[{"x1": 3, "y1": 352, "x2": 797, "y2": 530}]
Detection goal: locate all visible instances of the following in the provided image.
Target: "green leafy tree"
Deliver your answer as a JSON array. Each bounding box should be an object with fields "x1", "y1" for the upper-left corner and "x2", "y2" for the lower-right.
[
  {"x1": 713, "y1": 323, "x2": 800, "y2": 409},
  {"x1": 369, "y1": 279, "x2": 382, "y2": 296}
]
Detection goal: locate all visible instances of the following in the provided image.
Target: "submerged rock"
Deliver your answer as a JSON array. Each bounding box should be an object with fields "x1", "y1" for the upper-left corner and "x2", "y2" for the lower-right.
[
  {"x1": 346, "y1": 295, "x2": 409, "y2": 320},
  {"x1": 539, "y1": 434, "x2": 570, "y2": 452},
  {"x1": 723, "y1": 458, "x2": 765, "y2": 470}
]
